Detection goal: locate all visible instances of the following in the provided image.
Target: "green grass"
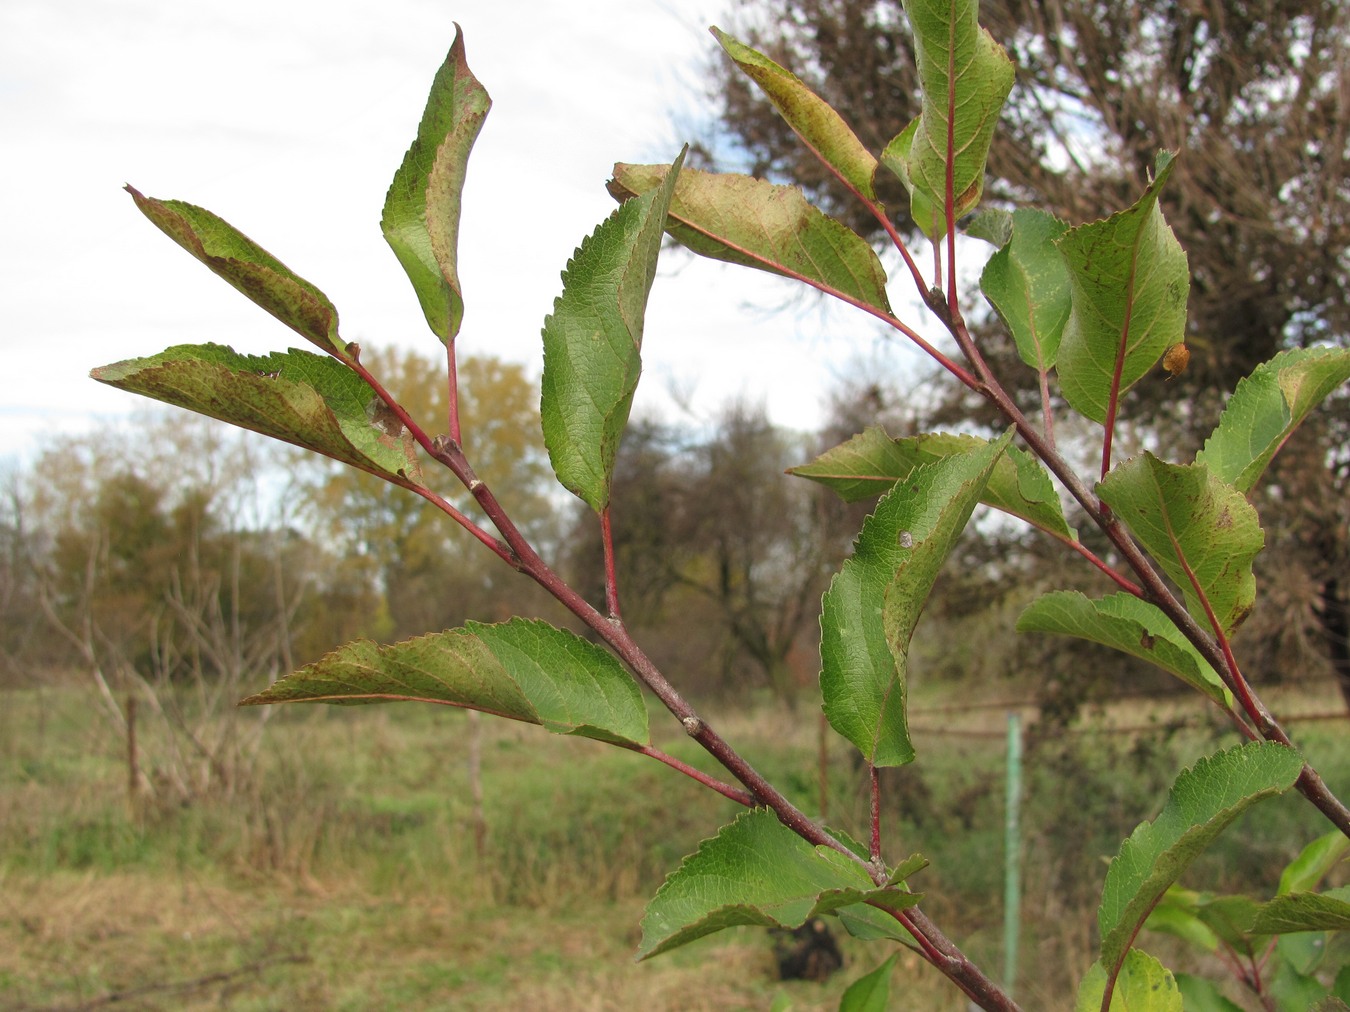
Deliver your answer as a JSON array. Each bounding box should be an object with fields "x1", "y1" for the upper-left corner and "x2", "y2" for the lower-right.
[{"x1": 0, "y1": 680, "x2": 1345, "y2": 1009}]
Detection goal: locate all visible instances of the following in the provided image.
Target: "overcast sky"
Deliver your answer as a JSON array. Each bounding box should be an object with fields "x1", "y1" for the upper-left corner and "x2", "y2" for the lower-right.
[{"x1": 1, "y1": 0, "x2": 923, "y2": 471}]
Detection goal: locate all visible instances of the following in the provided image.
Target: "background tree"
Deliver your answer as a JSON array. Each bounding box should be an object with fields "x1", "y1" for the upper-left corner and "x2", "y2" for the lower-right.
[
  {"x1": 0, "y1": 468, "x2": 47, "y2": 684},
  {"x1": 26, "y1": 420, "x2": 326, "y2": 803},
  {"x1": 702, "y1": 0, "x2": 1350, "y2": 704},
  {"x1": 705, "y1": 0, "x2": 1349, "y2": 386},
  {"x1": 304, "y1": 347, "x2": 561, "y2": 641},
  {"x1": 566, "y1": 402, "x2": 848, "y2": 705},
  {"x1": 677, "y1": 401, "x2": 840, "y2": 704}
]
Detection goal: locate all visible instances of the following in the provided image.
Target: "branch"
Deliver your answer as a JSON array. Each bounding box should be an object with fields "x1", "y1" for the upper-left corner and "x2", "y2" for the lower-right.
[
  {"x1": 601, "y1": 505, "x2": 623, "y2": 620},
  {"x1": 626, "y1": 743, "x2": 757, "y2": 806},
  {"x1": 944, "y1": 27, "x2": 960, "y2": 320},
  {"x1": 869, "y1": 764, "x2": 883, "y2": 866},
  {"x1": 935, "y1": 315, "x2": 1350, "y2": 837}
]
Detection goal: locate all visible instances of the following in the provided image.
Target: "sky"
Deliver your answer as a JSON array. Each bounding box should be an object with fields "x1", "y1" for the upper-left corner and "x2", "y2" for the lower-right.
[{"x1": 0, "y1": 0, "x2": 924, "y2": 470}]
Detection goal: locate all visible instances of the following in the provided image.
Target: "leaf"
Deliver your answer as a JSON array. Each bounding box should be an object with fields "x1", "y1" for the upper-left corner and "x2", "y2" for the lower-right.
[
  {"x1": 239, "y1": 618, "x2": 649, "y2": 746},
  {"x1": 836, "y1": 903, "x2": 915, "y2": 943},
  {"x1": 881, "y1": 0, "x2": 1014, "y2": 237},
  {"x1": 381, "y1": 25, "x2": 490, "y2": 342},
  {"x1": 1143, "y1": 888, "x2": 1221, "y2": 953},
  {"x1": 1274, "y1": 959, "x2": 1341, "y2": 1011},
  {"x1": 90, "y1": 344, "x2": 411, "y2": 478},
  {"x1": 125, "y1": 187, "x2": 345, "y2": 356},
  {"x1": 838, "y1": 954, "x2": 899, "y2": 1012},
  {"x1": 712, "y1": 29, "x2": 879, "y2": 200},
  {"x1": 820, "y1": 430, "x2": 1013, "y2": 766},
  {"x1": 1196, "y1": 346, "x2": 1350, "y2": 493},
  {"x1": 1096, "y1": 742, "x2": 1304, "y2": 974},
  {"x1": 638, "y1": 809, "x2": 919, "y2": 959},
  {"x1": 1191, "y1": 895, "x2": 1265, "y2": 956},
  {"x1": 1076, "y1": 950, "x2": 1182, "y2": 1011},
  {"x1": 964, "y1": 207, "x2": 1013, "y2": 247},
  {"x1": 1334, "y1": 965, "x2": 1350, "y2": 1004},
  {"x1": 1278, "y1": 930, "x2": 1330, "y2": 977},
  {"x1": 1097, "y1": 454, "x2": 1263, "y2": 638},
  {"x1": 791, "y1": 427, "x2": 1074, "y2": 539},
  {"x1": 980, "y1": 208, "x2": 1072, "y2": 371},
  {"x1": 833, "y1": 855, "x2": 926, "y2": 944},
  {"x1": 1248, "y1": 887, "x2": 1350, "y2": 935},
  {"x1": 1175, "y1": 974, "x2": 1246, "y2": 1012},
  {"x1": 1279, "y1": 831, "x2": 1350, "y2": 896},
  {"x1": 608, "y1": 163, "x2": 892, "y2": 315},
  {"x1": 541, "y1": 151, "x2": 684, "y2": 512},
  {"x1": 1016, "y1": 591, "x2": 1229, "y2": 704},
  {"x1": 1055, "y1": 152, "x2": 1190, "y2": 424}
]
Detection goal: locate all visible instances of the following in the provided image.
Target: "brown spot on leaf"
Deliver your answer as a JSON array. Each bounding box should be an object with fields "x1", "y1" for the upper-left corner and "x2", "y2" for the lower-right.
[{"x1": 367, "y1": 400, "x2": 405, "y2": 439}]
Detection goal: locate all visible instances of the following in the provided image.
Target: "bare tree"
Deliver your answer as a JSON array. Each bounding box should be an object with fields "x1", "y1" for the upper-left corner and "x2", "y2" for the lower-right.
[{"x1": 702, "y1": 0, "x2": 1350, "y2": 702}]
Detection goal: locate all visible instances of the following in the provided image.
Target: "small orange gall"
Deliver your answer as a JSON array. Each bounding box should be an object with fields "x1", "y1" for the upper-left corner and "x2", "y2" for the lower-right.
[{"x1": 1163, "y1": 343, "x2": 1190, "y2": 379}]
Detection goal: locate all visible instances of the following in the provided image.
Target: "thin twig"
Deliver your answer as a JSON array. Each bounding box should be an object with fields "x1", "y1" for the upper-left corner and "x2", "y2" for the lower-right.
[
  {"x1": 601, "y1": 505, "x2": 623, "y2": 620},
  {"x1": 445, "y1": 338, "x2": 462, "y2": 445},
  {"x1": 627, "y1": 743, "x2": 757, "y2": 806}
]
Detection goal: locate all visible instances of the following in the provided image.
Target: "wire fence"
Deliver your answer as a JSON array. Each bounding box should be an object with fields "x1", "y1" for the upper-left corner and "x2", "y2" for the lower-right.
[{"x1": 907, "y1": 693, "x2": 1348, "y2": 739}]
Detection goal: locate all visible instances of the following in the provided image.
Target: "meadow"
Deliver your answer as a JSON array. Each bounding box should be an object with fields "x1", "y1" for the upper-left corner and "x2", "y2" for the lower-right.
[{"x1": 2, "y1": 677, "x2": 1346, "y2": 1010}]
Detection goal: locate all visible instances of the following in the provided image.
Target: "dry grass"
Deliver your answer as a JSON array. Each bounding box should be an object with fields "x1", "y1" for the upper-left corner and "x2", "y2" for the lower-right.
[
  {"x1": 0, "y1": 867, "x2": 964, "y2": 1010},
  {"x1": 1, "y1": 680, "x2": 1344, "y2": 1010}
]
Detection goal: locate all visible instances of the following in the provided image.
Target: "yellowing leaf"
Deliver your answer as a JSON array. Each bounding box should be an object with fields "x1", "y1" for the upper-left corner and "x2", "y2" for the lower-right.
[
  {"x1": 609, "y1": 164, "x2": 892, "y2": 315},
  {"x1": 382, "y1": 26, "x2": 491, "y2": 343}
]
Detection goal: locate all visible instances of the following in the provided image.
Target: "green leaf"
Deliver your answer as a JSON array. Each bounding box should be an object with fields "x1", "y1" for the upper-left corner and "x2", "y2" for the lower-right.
[
  {"x1": 1097, "y1": 454, "x2": 1263, "y2": 638},
  {"x1": 1279, "y1": 831, "x2": 1350, "y2": 896},
  {"x1": 1016, "y1": 591, "x2": 1229, "y2": 704},
  {"x1": 1334, "y1": 965, "x2": 1350, "y2": 1004},
  {"x1": 1055, "y1": 152, "x2": 1190, "y2": 424},
  {"x1": 125, "y1": 187, "x2": 345, "y2": 356},
  {"x1": 833, "y1": 856, "x2": 926, "y2": 943},
  {"x1": 1273, "y1": 959, "x2": 1340, "y2": 1011},
  {"x1": 541, "y1": 152, "x2": 684, "y2": 512},
  {"x1": 1175, "y1": 974, "x2": 1245, "y2": 1012},
  {"x1": 712, "y1": 28, "x2": 879, "y2": 200},
  {"x1": 1249, "y1": 887, "x2": 1350, "y2": 934},
  {"x1": 1279, "y1": 930, "x2": 1333, "y2": 979},
  {"x1": 1076, "y1": 950, "x2": 1182, "y2": 1012},
  {"x1": 964, "y1": 207, "x2": 1013, "y2": 247},
  {"x1": 608, "y1": 163, "x2": 892, "y2": 315},
  {"x1": 836, "y1": 904, "x2": 915, "y2": 943},
  {"x1": 90, "y1": 344, "x2": 411, "y2": 478},
  {"x1": 1192, "y1": 895, "x2": 1264, "y2": 956},
  {"x1": 240, "y1": 618, "x2": 648, "y2": 747},
  {"x1": 638, "y1": 809, "x2": 919, "y2": 960},
  {"x1": 820, "y1": 430, "x2": 1013, "y2": 766},
  {"x1": 1196, "y1": 346, "x2": 1350, "y2": 493},
  {"x1": 980, "y1": 208, "x2": 1072, "y2": 371},
  {"x1": 887, "y1": 853, "x2": 930, "y2": 886},
  {"x1": 381, "y1": 25, "x2": 490, "y2": 343},
  {"x1": 881, "y1": 0, "x2": 1014, "y2": 237},
  {"x1": 1143, "y1": 888, "x2": 1221, "y2": 953},
  {"x1": 791, "y1": 427, "x2": 1074, "y2": 540},
  {"x1": 838, "y1": 954, "x2": 899, "y2": 1012},
  {"x1": 1097, "y1": 742, "x2": 1304, "y2": 974}
]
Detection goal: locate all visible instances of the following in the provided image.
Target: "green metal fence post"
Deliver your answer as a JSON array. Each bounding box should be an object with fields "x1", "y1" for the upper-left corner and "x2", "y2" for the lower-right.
[{"x1": 1003, "y1": 711, "x2": 1023, "y2": 997}]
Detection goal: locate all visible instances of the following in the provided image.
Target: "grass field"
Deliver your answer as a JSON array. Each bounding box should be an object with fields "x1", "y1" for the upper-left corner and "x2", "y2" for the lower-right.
[{"x1": 2, "y1": 678, "x2": 1346, "y2": 1009}]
